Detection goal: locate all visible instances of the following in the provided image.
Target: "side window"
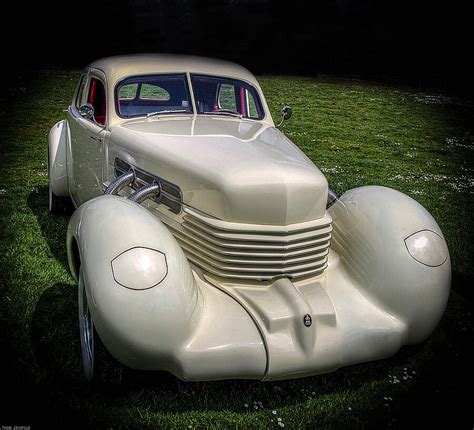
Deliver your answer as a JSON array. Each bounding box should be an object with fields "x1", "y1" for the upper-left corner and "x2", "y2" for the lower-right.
[
  {"x1": 119, "y1": 83, "x2": 138, "y2": 100},
  {"x1": 87, "y1": 78, "x2": 106, "y2": 126},
  {"x1": 139, "y1": 84, "x2": 170, "y2": 101},
  {"x1": 75, "y1": 75, "x2": 86, "y2": 108},
  {"x1": 218, "y1": 84, "x2": 237, "y2": 111}
]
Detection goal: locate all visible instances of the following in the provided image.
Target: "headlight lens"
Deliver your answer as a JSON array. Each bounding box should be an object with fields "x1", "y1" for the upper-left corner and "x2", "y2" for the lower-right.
[
  {"x1": 405, "y1": 230, "x2": 448, "y2": 267},
  {"x1": 112, "y1": 247, "x2": 168, "y2": 290}
]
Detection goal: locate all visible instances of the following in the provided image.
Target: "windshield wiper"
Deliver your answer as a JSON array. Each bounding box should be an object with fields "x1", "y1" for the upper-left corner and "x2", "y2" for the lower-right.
[
  {"x1": 201, "y1": 111, "x2": 242, "y2": 119},
  {"x1": 146, "y1": 109, "x2": 190, "y2": 118}
]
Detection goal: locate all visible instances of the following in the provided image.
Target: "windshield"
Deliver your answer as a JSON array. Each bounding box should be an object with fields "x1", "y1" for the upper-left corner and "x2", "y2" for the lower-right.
[
  {"x1": 115, "y1": 73, "x2": 265, "y2": 120},
  {"x1": 116, "y1": 74, "x2": 193, "y2": 118},
  {"x1": 191, "y1": 74, "x2": 264, "y2": 120}
]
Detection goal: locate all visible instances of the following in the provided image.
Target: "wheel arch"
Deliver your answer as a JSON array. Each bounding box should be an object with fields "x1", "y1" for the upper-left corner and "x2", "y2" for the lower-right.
[{"x1": 67, "y1": 234, "x2": 81, "y2": 282}]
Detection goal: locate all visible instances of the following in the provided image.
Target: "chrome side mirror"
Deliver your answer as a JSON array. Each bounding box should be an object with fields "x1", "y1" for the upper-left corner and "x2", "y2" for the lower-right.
[
  {"x1": 277, "y1": 105, "x2": 292, "y2": 127},
  {"x1": 79, "y1": 103, "x2": 95, "y2": 121}
]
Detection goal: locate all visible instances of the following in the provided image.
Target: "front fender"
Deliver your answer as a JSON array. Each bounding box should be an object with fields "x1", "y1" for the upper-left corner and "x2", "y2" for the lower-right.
[
  {"x1": 329, "y1": 186, "x2": 451, "y2": 345},
  {"x1": 48, "y1": 120, "x2": 69, "y2": 196},
  {"x1": 67, "y1": 195, "x2": 201, "y2": 374}
]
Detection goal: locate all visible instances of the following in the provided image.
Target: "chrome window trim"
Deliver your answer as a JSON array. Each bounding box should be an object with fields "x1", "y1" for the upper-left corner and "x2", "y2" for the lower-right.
[{"x1": 73, "y1": 73, "x2": 87, "y2": 109}]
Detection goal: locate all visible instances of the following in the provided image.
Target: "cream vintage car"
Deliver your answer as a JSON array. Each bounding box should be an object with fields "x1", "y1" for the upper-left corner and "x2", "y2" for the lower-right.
[{"x1": 48, "y1": 54, "x2": 451, "y2": 382}]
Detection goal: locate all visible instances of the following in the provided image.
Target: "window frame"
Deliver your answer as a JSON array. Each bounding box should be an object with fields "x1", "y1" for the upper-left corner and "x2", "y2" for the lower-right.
[
  {"x1": 86, "y1": 76, "x2": 107, "y2": 127},
  {"x1": 73, "y1": 73, "x2": 87, "y2": 109}
]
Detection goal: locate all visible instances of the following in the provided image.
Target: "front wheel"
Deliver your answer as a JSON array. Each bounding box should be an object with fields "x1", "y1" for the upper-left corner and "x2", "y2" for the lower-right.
[
  {"x1": 78, "y1": 267, "x2": 124, "y2": 385},
  {"x1": 78, "y1": 268, "x2": 95, "y2": 381}
]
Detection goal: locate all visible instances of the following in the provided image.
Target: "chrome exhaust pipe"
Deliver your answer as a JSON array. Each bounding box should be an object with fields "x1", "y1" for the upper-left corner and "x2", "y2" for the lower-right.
[
  {"x1": 128, "y1": 183, "x2": 161, "y2": 204},
  {"x1": 104, "y1": 170, "x2": 135, "y2": 195},
  {"x1": 327, "y1": 187, "x2": 338, "y2": 209}
]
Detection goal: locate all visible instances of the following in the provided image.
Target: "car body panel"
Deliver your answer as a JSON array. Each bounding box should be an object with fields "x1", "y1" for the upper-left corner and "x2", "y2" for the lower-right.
[
  {"x1": 67, "y1": 109, "x2": 106, "y2": 204},
  {"x1": 67, "y1": 196, "x2": 267, "y2": 379},
  {"x1": 107, "y1": 117, "x2": 328, "y2": 224},
  {"x1": 65, "y1": 187, "x2": 450, "y2": 380}
]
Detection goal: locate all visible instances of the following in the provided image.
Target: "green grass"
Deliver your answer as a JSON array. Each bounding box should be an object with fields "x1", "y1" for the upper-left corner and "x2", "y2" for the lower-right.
[{"x1": 0, "y1": 70, "x2": 473, "y2": 428}]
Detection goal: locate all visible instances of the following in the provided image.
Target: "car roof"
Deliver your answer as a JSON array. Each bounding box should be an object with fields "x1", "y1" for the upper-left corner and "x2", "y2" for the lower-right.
[{"x1": 89, "y1": 54, "x2": 259, "y2": 86}]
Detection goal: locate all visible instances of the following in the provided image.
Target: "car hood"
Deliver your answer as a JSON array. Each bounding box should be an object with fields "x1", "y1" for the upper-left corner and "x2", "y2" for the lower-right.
[{"x1": 109, "y1": 116, "x2": 328, "y2": 225}]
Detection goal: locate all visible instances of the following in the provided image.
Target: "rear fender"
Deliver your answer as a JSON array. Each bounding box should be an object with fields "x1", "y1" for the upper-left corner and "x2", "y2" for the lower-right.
[{"x1": 48, "y1": 119, "x2": 69, "y2": 196}]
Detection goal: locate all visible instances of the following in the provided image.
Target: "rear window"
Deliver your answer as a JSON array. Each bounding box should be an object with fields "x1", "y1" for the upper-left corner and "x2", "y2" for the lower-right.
[{"x1": 115, "y1": 74, "x2": 192, "y2": 118}]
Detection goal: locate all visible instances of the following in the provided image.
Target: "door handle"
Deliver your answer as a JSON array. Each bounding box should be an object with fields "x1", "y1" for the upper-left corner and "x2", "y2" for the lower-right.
[{"x1": 90, "y1": 136, "x2": 103, "y2": 142}]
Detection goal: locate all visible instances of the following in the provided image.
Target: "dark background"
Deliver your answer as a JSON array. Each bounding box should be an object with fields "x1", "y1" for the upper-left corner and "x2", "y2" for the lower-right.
[{"x1": 2, "y1": 0, "x2": 472, "y2": 97}]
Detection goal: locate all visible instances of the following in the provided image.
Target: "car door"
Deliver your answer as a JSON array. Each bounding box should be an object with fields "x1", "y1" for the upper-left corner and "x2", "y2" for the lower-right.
[{"x1": 67, "y1": 70, "x2": 108, "y2": 206}]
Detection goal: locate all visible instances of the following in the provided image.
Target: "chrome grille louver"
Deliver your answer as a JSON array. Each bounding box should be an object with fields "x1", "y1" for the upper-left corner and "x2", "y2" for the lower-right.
[{"x1": 170, "y1": 207, "x2": 333, "y2": 281}]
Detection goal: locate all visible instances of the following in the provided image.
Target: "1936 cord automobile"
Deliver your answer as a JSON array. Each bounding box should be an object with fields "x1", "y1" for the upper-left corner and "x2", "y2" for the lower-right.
[{"x1": 48, "y1": 54, "x2": 451, "y2": 382}]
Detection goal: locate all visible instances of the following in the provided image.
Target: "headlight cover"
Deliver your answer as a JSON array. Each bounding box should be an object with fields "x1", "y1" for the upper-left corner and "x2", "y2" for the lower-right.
[
  {"x1": 112, "y1": 247, "x2": 168, "y2": 290},
  {"x1": 404, "y1": 230, "x2": 448, "y2": 267}
]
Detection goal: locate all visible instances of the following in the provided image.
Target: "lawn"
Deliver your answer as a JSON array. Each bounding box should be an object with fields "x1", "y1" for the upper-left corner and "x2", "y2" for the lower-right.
[{"x1": 0, "y1": 70, "x2": 472, "y2": 428}]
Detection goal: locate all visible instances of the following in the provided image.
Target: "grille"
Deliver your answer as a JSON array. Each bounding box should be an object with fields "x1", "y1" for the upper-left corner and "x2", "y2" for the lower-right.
[{"x1": 170, "y1": 207, "x2": 333, "y2": 281}]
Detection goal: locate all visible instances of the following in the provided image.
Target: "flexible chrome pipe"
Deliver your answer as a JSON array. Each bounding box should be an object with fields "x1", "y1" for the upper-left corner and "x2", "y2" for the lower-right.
[
  {"x1": 128, "y1": 183, "x2": 161, "y2": 204},
  {"x1": 327, "y1": 187, "x2": 338, "y2": 209},
  {"x1": 104, "y1": 171, "x2": 135, "y2": 195}
]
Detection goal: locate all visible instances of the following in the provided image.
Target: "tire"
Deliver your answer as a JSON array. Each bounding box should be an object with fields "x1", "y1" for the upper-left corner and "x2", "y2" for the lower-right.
[
  {"x1": 78, "y1": 268, "x2": 95, "y2": 382},
  {"x1": 78, "y1": 268, "x2": 123, "y2": 386}
]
